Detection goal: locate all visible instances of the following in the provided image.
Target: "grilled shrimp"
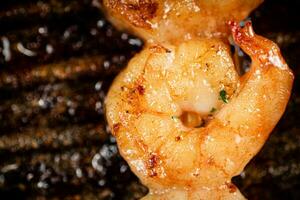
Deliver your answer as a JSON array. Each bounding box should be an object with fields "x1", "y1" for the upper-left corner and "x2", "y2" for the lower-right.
[
  {"x1": 105, "y1": 22, "x2": 293, "y2": 199},
  {"x1": 103, "y1": 0, "x2": 293, "y2": 199},
  {"x1": 102, "y1": 0, "x2": 262, "y2": 43}
]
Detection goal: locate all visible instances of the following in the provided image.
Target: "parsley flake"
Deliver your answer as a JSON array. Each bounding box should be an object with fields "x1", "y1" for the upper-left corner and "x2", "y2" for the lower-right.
[{"x1": 219, "y1": 89, "x2": 229, "y2": 103}]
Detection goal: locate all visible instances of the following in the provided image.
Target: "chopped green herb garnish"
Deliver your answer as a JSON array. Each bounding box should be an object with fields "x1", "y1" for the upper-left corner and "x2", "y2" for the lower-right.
[
  {"x1": 210, "y1": 107, "x2": 217, "y2": 113},
  {"x1": 219, "y1": 89, "x2": 228, "y2": 103}
]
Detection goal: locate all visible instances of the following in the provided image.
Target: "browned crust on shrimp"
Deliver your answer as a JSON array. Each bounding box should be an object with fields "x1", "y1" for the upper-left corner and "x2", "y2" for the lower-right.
[
  {"x1": 112, "y1": 123, "x2": 121, "y2": 135},
  {"x1": 104, "y1": 0, "x2": 158, "y2": 29}
]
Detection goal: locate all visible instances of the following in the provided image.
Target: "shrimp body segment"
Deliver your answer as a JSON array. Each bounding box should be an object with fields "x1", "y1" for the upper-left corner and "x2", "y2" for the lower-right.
[
  {"x1": 106, "y1": 38, "x2": 240, "y2": 187},
  {"x1": 105, "y1": 22, "x2": 294, "y2": 199},
  {"x1": 102, "y1": 0, "x2": 262, "y2": 43}
]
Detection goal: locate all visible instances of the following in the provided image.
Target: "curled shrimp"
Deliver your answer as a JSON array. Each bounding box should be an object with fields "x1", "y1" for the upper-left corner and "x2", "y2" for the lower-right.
[
  {"x1": 105, "y1": 21, "x2": 294, "y2": 199},
  {"x1": 103, "y1": 0, "x2": 293, "y2": 198}
]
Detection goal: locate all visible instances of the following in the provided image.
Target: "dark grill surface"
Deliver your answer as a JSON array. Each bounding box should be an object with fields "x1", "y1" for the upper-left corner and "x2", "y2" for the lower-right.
[{"x1": 0, "y1": 0, "x2": 299, "y2": 199}]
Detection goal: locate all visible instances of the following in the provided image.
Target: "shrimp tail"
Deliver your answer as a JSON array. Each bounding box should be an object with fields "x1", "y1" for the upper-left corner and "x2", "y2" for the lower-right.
[
  {"x1": 204, "y1": 21, "x2": 294, "y2": 178},
  {"x1": 229, "y1": 20, "x2": 291, "y2": 71}
]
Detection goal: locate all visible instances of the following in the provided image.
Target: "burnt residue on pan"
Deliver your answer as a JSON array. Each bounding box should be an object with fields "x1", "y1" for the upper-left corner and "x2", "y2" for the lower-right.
[{"x1": 0, "y1": 0, "x2": 299, "y2": 199}]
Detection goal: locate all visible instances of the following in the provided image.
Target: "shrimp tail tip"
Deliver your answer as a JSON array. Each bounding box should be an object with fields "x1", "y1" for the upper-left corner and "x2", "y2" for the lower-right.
[{"x1": 229, "y1": 20, "x2": 255, "y2": 46}]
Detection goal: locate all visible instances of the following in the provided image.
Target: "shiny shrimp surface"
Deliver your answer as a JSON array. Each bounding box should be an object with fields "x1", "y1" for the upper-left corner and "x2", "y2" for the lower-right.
[
  {"x1": 103, "y1": 0, "x2": 294, "y2": 199},
  {"x1": 102, "y1": 0, "x2": 262, "y2": 43},
  {"x1": 105, "y1": 22, "x2": 294, "y2": 199}
]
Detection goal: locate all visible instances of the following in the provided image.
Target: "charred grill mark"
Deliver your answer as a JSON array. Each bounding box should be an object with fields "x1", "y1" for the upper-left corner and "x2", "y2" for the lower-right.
[
  {"x1": 147, "y1": 153, "x2": 159, "y2": 177},
  {"x1": 149, "y1": 44, "x2": 171, "y2": 53},
  {"x1": 106, "y1": 0, "x2": 158, "y2": 29},
  {"x1": 175, "y1": 135, "x2": 182, "y2": 142},
  {"x1": 136, "y1": 84, "x2": 145, "y2": 95},
  {"x1": 226, "y1": 182, "x2": 237, "y2": 193},
  {"x1": 149, "y1": 170, "x2": 158, "y2": 177},
  {"x1": 125, "y1": 77, "x2": 145, "y2": 114},
  {"x1": 135, "y1": 75, "x2": 146, "y2": 96},
  {"x1": 148, "y1": 153, "x2": 158, "y2": 169},
  {"x1": 127, "y1": 88, "x2": 139, "y2": 104},
  {"x1": 112, "y1": 123, "x2": 121, "y2": 135}
]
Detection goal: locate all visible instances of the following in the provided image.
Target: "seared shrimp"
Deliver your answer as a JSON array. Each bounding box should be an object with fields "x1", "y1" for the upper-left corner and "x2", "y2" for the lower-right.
[
  {"x1": 105, "y1": 22, "x2": 293, "y2": 199},
  {"x1": 103, "y1": 0, "x2": 293, "y2": 198},
  {"x1": 102, "y1": 0, "x2": 262, "y2": 43}
]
